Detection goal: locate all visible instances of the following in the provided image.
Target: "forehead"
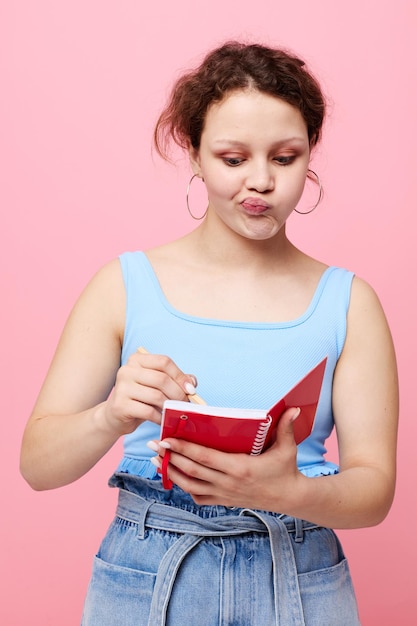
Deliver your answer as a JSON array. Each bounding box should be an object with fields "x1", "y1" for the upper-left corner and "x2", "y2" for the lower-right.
[{"x1": 202, "y1": 89, "x2": 308, "y2": 142}]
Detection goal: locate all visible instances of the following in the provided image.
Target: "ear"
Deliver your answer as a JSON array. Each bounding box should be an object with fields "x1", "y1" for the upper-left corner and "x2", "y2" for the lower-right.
[{"x1": 188, "y1": 144, "x2": 202, "y2": 177}]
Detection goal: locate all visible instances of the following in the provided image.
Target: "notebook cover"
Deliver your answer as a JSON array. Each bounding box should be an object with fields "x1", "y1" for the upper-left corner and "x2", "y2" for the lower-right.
[
  {"x1": 264, "y1": 357, "x2": 327, "y2": 448},
  {"x1": 159, "y1": 357, "x2": 327, "y2": 488},
  {"x1": 161, "y1": 407, "x2": 271, "y2": 454}
]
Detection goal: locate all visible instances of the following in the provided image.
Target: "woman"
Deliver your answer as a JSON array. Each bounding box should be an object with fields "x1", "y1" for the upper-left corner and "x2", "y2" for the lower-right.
[{"x1": 20, "y1": 42, "x2": 398, "y2": 625}]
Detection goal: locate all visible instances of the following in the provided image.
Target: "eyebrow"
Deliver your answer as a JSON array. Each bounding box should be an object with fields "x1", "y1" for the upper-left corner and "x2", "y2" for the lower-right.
[{"x1": 212, "y1": 137, "x2": 307, "y2": 148}]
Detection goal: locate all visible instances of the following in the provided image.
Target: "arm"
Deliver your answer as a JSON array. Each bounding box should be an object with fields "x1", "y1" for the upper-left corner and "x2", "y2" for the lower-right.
[
  {"x1": 151, "y1": 277, "x2": 399, "y2": 529},
  {"x1": 311, "y1": 276, "x2": 399, "y2": 527},
  {"x1": 20, "y1": 259, "x2": 197, "y2": 490}
]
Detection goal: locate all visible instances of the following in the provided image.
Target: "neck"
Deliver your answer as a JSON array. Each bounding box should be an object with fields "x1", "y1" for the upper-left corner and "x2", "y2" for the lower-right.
[{"x1": 185, "y1": 218, "x2": 296, "y2": 271}]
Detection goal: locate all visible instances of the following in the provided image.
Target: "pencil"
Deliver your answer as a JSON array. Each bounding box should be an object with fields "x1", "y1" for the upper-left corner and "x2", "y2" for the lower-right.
[{"x1": 137, "y1": 347, "x2": 207, "y2": 405}]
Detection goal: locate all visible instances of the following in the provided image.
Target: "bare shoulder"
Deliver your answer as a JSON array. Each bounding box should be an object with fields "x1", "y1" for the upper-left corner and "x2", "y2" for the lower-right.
[
  {"x1": 350, "y1": 274, "x2": 383, "y2": 305},
  {"x1": 334, "y1": 274, "x2": 398, "y2": 428},
  {"x1": 86, "y1": 257, "x2": 125, "y2": 291},
  {"x1": 336, "y1": 275, "x2": 398, "y2": 374},
  {"x1": 31, "y1": 258, "x2": 126, "y2": 416},
  {"x1": 54, "y1": 257, "x2": 127, "y2": 366},
  {"x1": 72, "y1": 258, "x2": 126, "y2": 325},
  {"x1": 347, "y1": 275, "x2": 393, "y2": 339}
]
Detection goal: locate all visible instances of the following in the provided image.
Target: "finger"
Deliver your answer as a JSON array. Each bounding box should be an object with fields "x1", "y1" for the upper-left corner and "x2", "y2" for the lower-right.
[
  {"x1": 137, "y1": 348, "x2": 196, "y2": 394},
  {"x1": 188, "y1": 374, "x2": 198, "y2": 388},
  {"x1": 147, "y1": 444, "x2": 219, "y2": 492},
  {"x1": 114, "y1": 366, "x2": 170, "y2": 411},
  {"x1": 109, "y1": 386, "x2": 164, "y2": 427},
  {"x1": 165, "y1": 461, "x2": 216, "y2": 496},
  {"x1": 136, "y1": 349, "x2": 198, "y2": 399},
  {"x1": 270, "y1": 407, "x2": 301, "y2": 447},
  {"x1": 127, "y1": 355, "x2": 188, "y2": 402},
  {"x1": 159, "y1": 438, "x2": 245, "y2": 477},
  {"x1": 146, "y1": 439, "x2": 221, "y2": 483}
]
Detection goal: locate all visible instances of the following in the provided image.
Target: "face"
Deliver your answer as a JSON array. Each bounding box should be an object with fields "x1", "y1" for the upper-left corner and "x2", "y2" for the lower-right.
[{"x1": 189, "y1": 89, "x2": 311, "y2": 241}]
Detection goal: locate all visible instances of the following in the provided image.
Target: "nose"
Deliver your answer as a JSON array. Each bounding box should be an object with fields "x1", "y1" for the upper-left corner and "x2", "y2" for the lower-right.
[{"x1": 245, "y1": 161, "x2": 275, "y2": 193}]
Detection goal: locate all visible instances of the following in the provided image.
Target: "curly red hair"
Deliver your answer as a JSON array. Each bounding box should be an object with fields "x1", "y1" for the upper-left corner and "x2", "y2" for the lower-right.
[{"x1": 154, "y1": 41, "x2": 326, "y2": 160}]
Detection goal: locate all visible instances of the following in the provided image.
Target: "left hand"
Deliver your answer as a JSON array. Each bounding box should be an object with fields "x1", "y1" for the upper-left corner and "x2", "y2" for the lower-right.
[{"x1": 148, "y1": 406, "x2": 303, "y2": 510}]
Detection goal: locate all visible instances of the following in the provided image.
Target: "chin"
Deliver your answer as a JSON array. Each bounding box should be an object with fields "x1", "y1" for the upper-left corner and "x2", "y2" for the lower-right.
[{"x1": 242, "y1": 224, "x2": 283, "y2": 241}]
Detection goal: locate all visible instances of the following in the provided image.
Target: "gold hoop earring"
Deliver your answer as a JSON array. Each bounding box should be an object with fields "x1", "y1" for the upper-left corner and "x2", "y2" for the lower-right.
[
  {"x1": 186, "y1": 174, "x2": 208, "y2": 220},
  {"x1": 294, "y1": 169, "x2": 323, "y2": 215}
]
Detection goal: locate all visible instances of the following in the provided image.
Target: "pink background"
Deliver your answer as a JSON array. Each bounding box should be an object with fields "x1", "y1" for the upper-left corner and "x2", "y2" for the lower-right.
[{"x1": 2, "y1": 1, "x2": 416, "y2": 623}]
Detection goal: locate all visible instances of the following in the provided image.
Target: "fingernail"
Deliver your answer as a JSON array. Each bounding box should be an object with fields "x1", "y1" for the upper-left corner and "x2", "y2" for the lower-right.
[
  {"x1": 184, "y1": 382, "x2": 197, "y2": 395},
  {"x1": 146, "y1": 440, "x2": 159, "y2": 452},
  {"x1": 159, "y1": 440, "x2": 171, "y2": 449},
  {"x1": 291, "y1": 408, "x2": 301, "y2": 422},
  {"x1": 150, "y1": 456, "x2": 162, "y2": 468}
]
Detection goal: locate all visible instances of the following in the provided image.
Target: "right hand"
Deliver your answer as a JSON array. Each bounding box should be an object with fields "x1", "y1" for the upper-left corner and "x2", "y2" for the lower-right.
[{"x1": 102, "y1": 350, "x2": 197, "y2": 436}]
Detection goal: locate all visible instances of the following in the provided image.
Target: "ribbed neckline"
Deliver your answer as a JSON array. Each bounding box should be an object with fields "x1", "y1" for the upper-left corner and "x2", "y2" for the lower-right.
[{"x1": 140, "y1": 251, "x2": 335, "y2": 329}]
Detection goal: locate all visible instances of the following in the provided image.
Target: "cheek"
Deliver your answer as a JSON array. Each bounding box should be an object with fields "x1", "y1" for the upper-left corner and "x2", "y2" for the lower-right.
[
  {"x1": 205, "y1": 172, "x2": 239, "y2": 201},
  {"x1": 293, "y1": 178, "x2": 307, "y2": 202},
  {"x1": 286, "y1": 165, "x2": 309, "y2": 200}
]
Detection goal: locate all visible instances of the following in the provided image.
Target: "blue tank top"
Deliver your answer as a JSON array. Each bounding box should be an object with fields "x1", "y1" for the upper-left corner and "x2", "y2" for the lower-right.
[{"x1": 116, "y1": 251, "x2": 354, "y2": 479}]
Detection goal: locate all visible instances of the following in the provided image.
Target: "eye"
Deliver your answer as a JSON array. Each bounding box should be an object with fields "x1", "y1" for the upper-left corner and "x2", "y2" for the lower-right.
[
  {"x1": 223, "y1": 157, "x2": 244, "y2": 167},
  {"x1": 274, "y1": 155, "x2": 296, "y2": 166}
]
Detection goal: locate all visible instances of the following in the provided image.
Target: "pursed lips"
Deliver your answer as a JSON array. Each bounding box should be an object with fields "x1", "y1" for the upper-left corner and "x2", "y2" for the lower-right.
[{"x1": 241, "y1": 198, "x2": 271, "y2": 214}]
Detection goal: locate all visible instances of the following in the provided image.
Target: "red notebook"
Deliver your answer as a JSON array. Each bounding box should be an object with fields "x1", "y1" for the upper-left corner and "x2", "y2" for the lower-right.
[{"x1": 159, "y1": 357, "x2": 327, "y2": 489}]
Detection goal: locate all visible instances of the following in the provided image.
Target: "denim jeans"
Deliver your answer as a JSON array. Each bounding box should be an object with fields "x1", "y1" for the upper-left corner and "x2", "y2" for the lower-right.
[{"x1": 81, "y1": 474, "x2": 360, "y2": 625}]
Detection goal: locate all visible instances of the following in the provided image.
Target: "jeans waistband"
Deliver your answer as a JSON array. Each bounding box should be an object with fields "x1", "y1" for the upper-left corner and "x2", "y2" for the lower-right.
[
  {"x1": 112, "y1": 475, "x2": 315, "y2": 626},
  {"x1": 116, "y1": 485, "x2": 317, "y2": 538}
]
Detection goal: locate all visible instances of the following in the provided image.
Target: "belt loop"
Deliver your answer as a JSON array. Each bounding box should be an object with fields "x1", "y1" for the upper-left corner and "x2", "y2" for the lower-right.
[
  {"x1": 116, "y1": 489, "x2": 154, "y2": 539},
  {"x1": 294, "y1": 518, "x2": 304, "y2": 543},
  {"x1": 135, "y1": 498, "x2": 154, "y2": 539}
]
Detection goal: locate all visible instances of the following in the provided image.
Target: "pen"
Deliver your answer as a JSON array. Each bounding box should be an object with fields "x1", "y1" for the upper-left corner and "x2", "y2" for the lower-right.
[{"x1": 137, "y1": 347, "x2": 207, "y2": 405}]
